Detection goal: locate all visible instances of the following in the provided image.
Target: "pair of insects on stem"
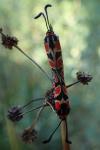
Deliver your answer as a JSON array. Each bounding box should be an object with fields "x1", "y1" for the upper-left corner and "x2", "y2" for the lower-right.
[{"x1": 0, "y1": 4, "x2": 92, "y2": 144}]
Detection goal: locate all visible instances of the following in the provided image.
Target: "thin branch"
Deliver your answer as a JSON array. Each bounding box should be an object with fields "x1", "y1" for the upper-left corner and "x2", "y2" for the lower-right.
[
  {"x1": 0, "y1": 29, "x2": 52, "y2": 83},
  {"x1": 30, "y1": 105, "x2": 45, "y2": 130},
  {"x1": 22, "y1": 97, "x2": 44, "y2": 109},
  {"x1": 66, "y1": 81, "x2": 80, "y2": 88},
  {"x1": 15, "y1": 45, "x2": 52, "y2": 83},
  {"x1": 22, "y1": 104, "x2": 46, "y2": 116}
]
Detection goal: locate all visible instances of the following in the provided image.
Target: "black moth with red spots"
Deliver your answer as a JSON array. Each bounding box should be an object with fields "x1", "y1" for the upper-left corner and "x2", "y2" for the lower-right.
[{"x1": 0, "y1": 4, "x2": 92, "y2": 146}]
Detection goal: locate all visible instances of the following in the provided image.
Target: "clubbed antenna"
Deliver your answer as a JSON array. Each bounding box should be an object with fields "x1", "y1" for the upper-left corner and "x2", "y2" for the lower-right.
[
  {"x1": 34, "y1": 12, "x2": 43, "y2": 19},
  {"x1": 34, "y1": 4, "x2": 52, "y2": 31},
  {"x1": 44, "y1": 4, "x2": 52, "y2": 30},
  {"x1": 34, "y1": 12, "x2": 49, "y2": 30}
]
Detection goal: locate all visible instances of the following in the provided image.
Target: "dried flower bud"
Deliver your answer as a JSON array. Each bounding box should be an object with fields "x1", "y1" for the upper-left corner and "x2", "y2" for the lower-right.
[
  {"x1": 1, "y1": 34, "x2": 18, "y2": 49},
  {"x1": 76, "y1": 72, "x2": 92, "y2": 85},
  {"x1": 21, "y1": 128, "x2": 37, "y2": 143},
  {"x1": 7, "y1": 106, "x2": 23, "y2": 122}
]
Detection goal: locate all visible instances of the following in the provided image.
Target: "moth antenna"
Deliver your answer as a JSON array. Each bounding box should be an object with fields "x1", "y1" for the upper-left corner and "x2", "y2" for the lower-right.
[
  {"x1": 34, "y1": 12, "x2": 49, "y2": 30},
  {"x1": 44, "y1": 4, "x2": 52, "y2": 31},
  {"x1": 34, "y1": 12, "x2": 42, "y2": 19}
]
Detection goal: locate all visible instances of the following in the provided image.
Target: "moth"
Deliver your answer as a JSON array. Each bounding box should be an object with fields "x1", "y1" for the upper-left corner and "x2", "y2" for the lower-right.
[{"x1": 0, "y1": 4, "x2": 92, "y2": 145}]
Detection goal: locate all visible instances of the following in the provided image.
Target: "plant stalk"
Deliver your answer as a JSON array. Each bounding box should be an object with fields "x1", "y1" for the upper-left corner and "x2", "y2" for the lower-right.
[{"x1": 61, "y1": 120, "x2": 70, "y2": 150}]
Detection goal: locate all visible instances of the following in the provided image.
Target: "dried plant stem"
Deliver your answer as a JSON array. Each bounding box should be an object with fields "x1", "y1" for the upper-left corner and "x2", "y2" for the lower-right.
[
  {"x1": 61, "y1": 120, "x2": 70, "y2": 150},
  {"x1": 66, "y1": 81, "x2": 80, "y2": 88},
  {"x1": 15, "y1": 45, "x2": 52, "y2": 83},
  {"x1": 30, "y1": 105, "x2": 45, "y2": 130}
]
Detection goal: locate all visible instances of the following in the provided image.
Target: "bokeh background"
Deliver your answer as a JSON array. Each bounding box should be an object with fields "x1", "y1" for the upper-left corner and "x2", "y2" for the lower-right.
[{"x1": 0, "y1": 0, "x2": 100, "y2": 150}]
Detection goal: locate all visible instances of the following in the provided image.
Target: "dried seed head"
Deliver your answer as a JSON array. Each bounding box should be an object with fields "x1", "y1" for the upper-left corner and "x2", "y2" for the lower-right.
[
  {"x1": 76, "y1": 72, "x2": 92, "y2": 85},
  {"x1": 1, "y1": 34, "x2": 18, "y2": 49},
  {"x1": 21, "y1": 128, "x2": 37, "y2": 144},
  {"x1": 7, "y1": 106, "x2": 23, "y2": 122}
]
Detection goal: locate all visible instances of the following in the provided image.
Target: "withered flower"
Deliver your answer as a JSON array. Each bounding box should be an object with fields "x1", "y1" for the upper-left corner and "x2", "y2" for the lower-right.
[
  {"x1": 7, "y1": 106, "x2": 23, "y2": 122},
  {"x1": 7, "y1": 98, "x2": 45, "y2": 122},
  {"x1": 76, "y1": 72, "x2": 92, "y2": 85},
  {"x1": 0, "y1": 28, "x2": 18, "y2": 49},
  {"x1": 21, "y1": 128, "x2": 37, "y2": 143},
  {"x1": 1, "y1": 34, "x2": 18, "y2": 49}
]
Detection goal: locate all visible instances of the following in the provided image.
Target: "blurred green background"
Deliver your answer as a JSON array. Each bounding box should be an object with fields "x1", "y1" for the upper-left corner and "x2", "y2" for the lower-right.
[{"x1": 0, "y1": 0, "x2": 100, "y2": 150}]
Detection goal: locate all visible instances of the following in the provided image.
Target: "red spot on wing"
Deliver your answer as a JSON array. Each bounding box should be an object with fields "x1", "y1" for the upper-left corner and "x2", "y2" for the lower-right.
[
  {"x1": 55, "y1": 101, "x2": 61, "y2": 110},
  {"x1": 49, "y1": 59, "x2": 55, "y2": 69},
  {"x1": 55, "y1": 41, "x2": 61, "y2": 50},
  {"x1": 57, "y1": 56, "x2": 63, "y2": 68},
  {"x1": 44, "y1": 43, "x2": 49, "y2": 52},
  {"x1": 54, "y1": 74, "x2": 59, "y2": 83},
  {"x1": 54, "y1": 85, "x2": 61, "y2": 97}
]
